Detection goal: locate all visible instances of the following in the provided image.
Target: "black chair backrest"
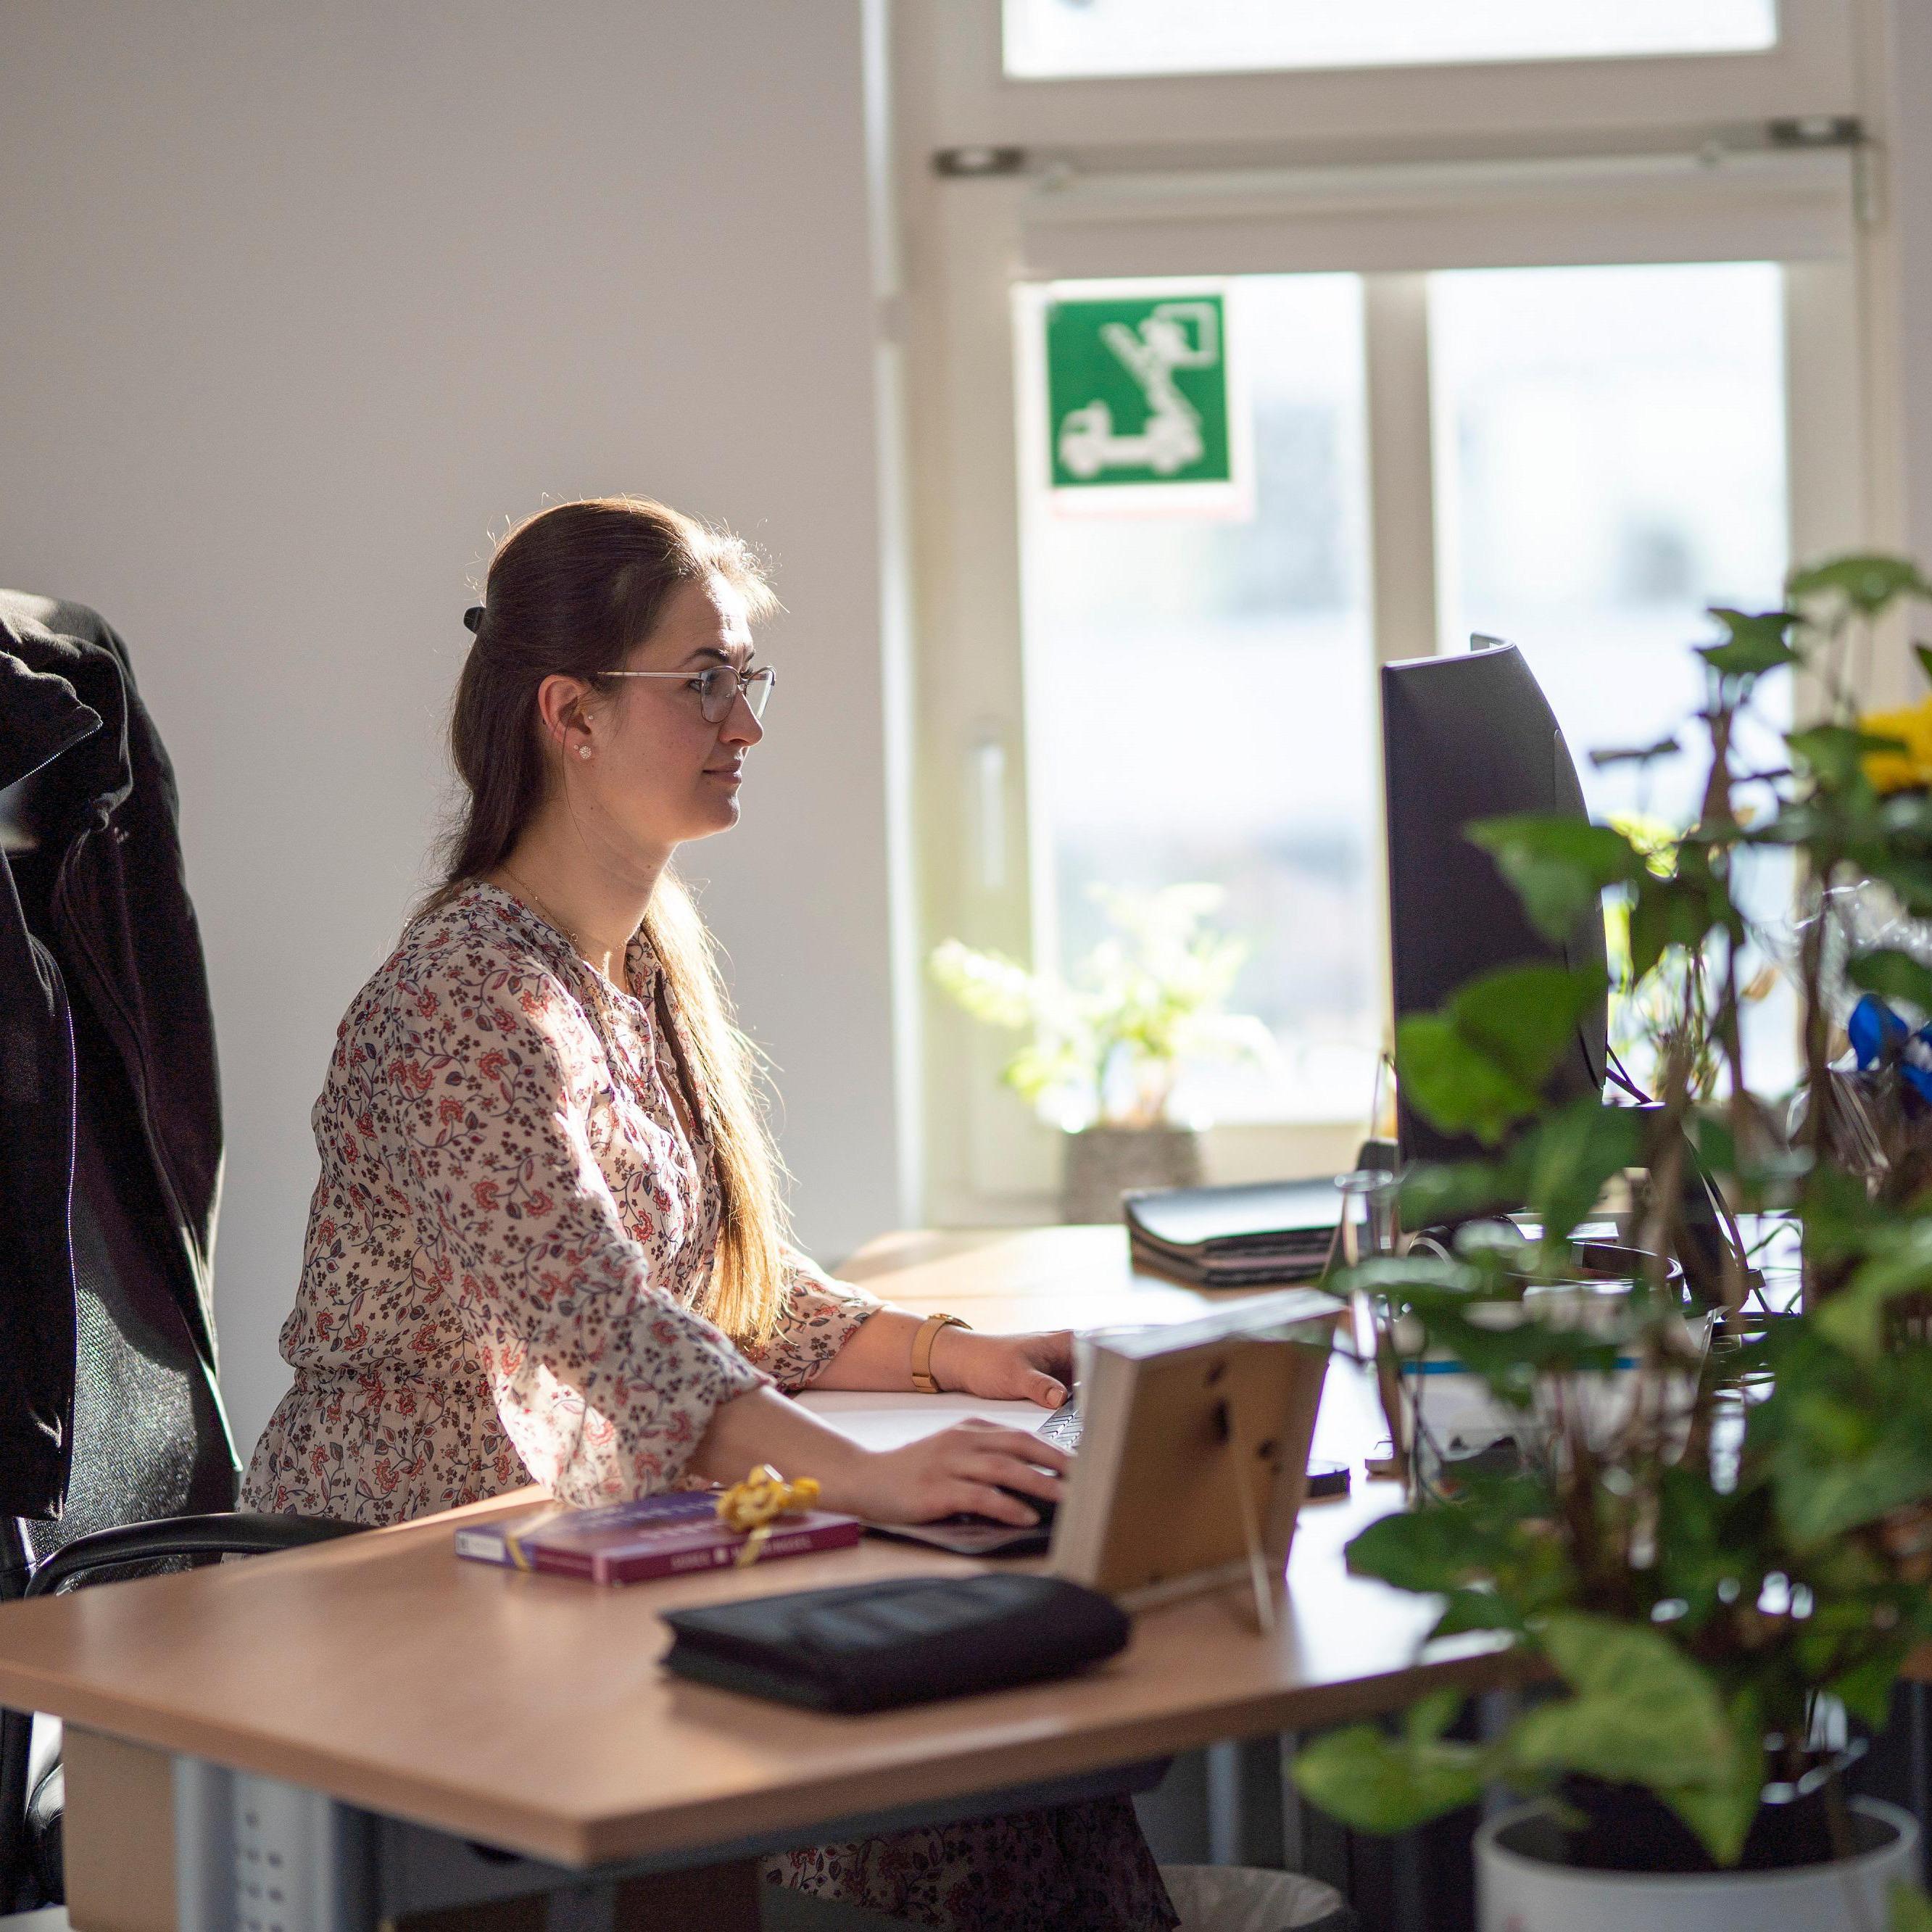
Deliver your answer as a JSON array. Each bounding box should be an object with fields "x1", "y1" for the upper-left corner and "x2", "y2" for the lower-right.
[{"x1": 4, "y1": 779, "x2": 235, "y2": 1577}]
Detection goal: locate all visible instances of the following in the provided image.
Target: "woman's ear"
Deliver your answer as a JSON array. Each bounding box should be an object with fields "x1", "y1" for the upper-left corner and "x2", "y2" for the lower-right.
[{"x1": 534, "y1": 673, "x2": 595, "y2": 753}]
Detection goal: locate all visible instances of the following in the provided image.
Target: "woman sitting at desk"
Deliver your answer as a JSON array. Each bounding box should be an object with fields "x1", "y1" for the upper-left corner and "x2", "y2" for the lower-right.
[{"x1": 242, "y1": 497, "x2": 1175, "y2": 1932}]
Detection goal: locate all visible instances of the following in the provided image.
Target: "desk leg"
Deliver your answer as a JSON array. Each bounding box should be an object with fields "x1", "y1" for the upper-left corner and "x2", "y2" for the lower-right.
[
  {"x1": 65, "y1": 1732, "x2": 384, "y2": 1932},
  {"x1": 62, "y1": 1728, "x2": 175, "y2": 1932},
  {"x1": 173, "y1": 1753, "x2": 378, "y2": 1931}
]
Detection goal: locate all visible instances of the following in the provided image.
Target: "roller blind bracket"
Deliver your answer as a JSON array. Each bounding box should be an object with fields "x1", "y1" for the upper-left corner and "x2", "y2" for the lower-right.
[
  {"x1": 934, "y1": 146, "x2": 1029, "y2": 178},
  {"x1": 1767, "y1": 115, "x2": 1865, "y2": 149}
]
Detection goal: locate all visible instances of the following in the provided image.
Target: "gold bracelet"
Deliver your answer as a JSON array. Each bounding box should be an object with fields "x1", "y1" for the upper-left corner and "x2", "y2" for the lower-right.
[{"x1": 911, "y1": 1312, "x2": 972, "y2": 1395}]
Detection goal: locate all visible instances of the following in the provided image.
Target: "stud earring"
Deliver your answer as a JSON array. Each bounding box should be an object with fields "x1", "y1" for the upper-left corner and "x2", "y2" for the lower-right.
[{"x1": 577, "y1": 745, "x2": 592, "y2": 760}]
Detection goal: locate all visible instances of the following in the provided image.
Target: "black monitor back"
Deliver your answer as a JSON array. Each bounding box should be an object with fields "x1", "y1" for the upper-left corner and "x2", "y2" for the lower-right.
[{"x1": 1381, "y1": 642, "x2": 1609, "y2": 1166}]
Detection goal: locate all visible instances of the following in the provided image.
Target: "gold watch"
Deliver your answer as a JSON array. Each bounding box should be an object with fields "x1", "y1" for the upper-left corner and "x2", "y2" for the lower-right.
[{"x1": 911, "y1": 1312, "x2": 972, "y2": 1395}]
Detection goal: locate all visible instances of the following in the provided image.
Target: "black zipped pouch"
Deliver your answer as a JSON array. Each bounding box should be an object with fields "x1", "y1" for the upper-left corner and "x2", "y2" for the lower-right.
[{"x1": 660, "y1": 1573, "x2": 1131, "y2": 1712}]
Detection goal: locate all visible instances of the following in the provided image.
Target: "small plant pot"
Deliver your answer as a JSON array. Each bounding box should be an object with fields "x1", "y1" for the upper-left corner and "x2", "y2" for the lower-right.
[
  {"x1": 1476, "y1": 1796, "x2": 1920, "y2": 1931},
  {"x1": 1060, "y1": 1124, "x2": 1203, "y2": 1224}
]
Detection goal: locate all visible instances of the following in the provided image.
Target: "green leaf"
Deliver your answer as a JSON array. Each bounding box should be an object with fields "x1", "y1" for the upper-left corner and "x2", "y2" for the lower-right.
[
  {"x1": 1653, "y1": 1465, "x2": 1750, "y2": 1624},
  {"x1": 1651, "y1": 1699, "x2": 1767, "y2": 1868},
  {"x1": 1627, "y1": 873, "x2": 1722, "y2": 982},
  {"x1": 1815, "y1": 1224, "x2": 1932, "y2": 1360},
  {"x1": 1830, "y1": 1651, "x2": 1908, "y2": 1733},
  {"x1": 1848, "y1": 948, "x2": 1932, "y2": 1019},
  {"x1": 1889, "y1": 1879, "x2": 1932, "y2": 1932},
  {"x1": 1404, "y1": 1687, "x2": 1467, "y2": 1749},
  {"x1": 1659, "y1": 1779, "x2": 1760, "y2": 1870},
  {"x1": 1537, "y1": 1614, "x2": 1709, "y2": 1708},
  {"x1": 1800, "y1": 1162, "x2": 1887, "y2": 1268},
  {"x1": 1781, "y1": 1456, "x2": 1932, "y2": 1546},
  {"x1": 1398, "y1": 1159, "x2": 1517, "y2": 1230},
  {"x1": 1469, "y1": 817, "x2": 1645, "y2": 945},
  {"x1": 1512, "y1": 1615, "x2": 1738, "y2": 1792},
  {"x1": 929, "y1": 940, "x2": 1040, "y2": 1031},
  {"x1": 1431, "y1": 1589, "x2": 1525, "y2": 1639},
  {"x1": 1698, "y1": 607, "x2": 1799, "y2": 677},
  {"x1": 1788, "y1": 552, "x2": 1932, "y2": 615},
  {"x1": 1291, "y1": 1723, "x2": 1487, "y2": 1835},
  {"x1": 1788, "y1": 724, "x2": 1904, "y2": 790},
  {"x1": 1915, "y1": 642, "x2": 1932, "y2": 690},
  {"x1": 1517, "y1": 1098, "x2": 1643, "y2": 1245},
  {"x1": 1396, "y1": 1014, "x2": 1541, "y2": 1145},
  {"x1": 1450, "y1": 963, "x2": 1606, "y2": 1095},
  {"x1": 1346, "y1": 1504, "x2": 1512, "y2": 1595},
  {"x1": 1758, "y1": 1332, "x2": 1932, "y2": 1543},
  {"x1": 1394, "y1": 963, "x2": 1606, "y2": 1144}
]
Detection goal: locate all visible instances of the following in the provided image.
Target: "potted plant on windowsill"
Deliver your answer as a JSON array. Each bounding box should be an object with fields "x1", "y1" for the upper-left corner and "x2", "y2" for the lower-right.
[
  {"x1": 1291, "y1": 556, "x2": 1932, "y2": 1929},
  {"x1": 931, "y1": 884, "x2": 1274, "y2": 1222}
]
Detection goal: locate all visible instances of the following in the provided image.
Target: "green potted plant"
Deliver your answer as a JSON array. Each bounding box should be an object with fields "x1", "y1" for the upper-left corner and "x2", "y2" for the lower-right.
[
  {"x1": 1291, "y1": 557, "x2": 1932, "y2": 1929},
  {"x1": 931, "y1": 883, "x2": 1273, "y2": 1221}
]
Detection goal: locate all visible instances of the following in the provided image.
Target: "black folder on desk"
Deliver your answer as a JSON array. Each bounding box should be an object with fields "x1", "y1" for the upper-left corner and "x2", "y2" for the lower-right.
[
  {"x1": 661, "y1": 1575, "x2": 1130, "y2": 1712},
  {"x1": 1125, "y1": 1177, "x2": 1340, "y2": 1288}
]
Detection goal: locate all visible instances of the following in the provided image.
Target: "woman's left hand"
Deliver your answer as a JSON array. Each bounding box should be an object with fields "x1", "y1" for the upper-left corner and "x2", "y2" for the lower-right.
[{"x1": 927, "y1": 1327, "x2": 1075, "y2": 1409}]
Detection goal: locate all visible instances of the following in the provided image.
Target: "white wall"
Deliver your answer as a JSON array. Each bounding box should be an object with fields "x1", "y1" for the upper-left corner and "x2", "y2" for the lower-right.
[
  {"x1": 1881, "y1": 0, "x2": 1932, "y2": 569},
  {"x1": 0, "y1": 1, "x2": 902, "y2": 1455}
]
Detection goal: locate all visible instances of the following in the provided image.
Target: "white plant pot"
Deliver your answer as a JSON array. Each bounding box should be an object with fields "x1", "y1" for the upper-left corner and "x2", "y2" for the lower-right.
[{"x1": 1477, "y1": 1797, "x2": 1920, "y2": 1932}]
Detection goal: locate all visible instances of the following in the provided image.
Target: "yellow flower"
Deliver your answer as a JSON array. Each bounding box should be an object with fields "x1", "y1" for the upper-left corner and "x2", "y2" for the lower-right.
[{"x1": 1860, "y1": 697, "x2": 1932, "y2": 793}]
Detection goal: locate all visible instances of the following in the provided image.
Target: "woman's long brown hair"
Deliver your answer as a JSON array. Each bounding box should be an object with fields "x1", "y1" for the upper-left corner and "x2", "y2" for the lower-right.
[{"x1": 420, "y1": 497, "x2": 792, "y2": 1346}]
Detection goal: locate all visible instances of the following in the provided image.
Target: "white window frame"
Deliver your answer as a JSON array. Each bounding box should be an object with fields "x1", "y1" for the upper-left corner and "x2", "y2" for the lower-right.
[
  {"x1": 892, "y1": 1, "x2": 1875, "y2": 1225},
  {"x1": 914, "y1": 0, "x2": 1856, "y2": 152}
]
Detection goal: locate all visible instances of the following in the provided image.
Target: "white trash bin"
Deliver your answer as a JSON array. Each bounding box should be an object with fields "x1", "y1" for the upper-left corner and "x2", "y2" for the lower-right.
[{"x1": 1158, "y1": 1864, "x2": 1356, "y2": 1932}]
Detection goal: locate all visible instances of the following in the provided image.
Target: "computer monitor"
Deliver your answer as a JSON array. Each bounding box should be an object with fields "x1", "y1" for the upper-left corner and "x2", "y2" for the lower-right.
[{"x1": 1380, "y1": 640, "x2": 1609, "y2": 1166}]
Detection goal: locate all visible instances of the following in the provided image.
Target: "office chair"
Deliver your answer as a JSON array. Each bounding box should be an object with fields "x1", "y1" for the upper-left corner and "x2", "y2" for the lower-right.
[{"x1": 0, "y1": 724, "x2": 361, "y2": 1915}]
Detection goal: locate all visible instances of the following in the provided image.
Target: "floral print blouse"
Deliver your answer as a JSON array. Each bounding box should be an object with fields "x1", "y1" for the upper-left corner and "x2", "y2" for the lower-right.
[{"x1": 242, "y1": 881, "x2": 880, "y2": 1525}]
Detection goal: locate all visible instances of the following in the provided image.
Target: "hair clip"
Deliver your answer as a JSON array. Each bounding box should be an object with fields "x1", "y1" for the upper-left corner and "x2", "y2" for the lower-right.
[{"x1": 463, "y1": 605, "x2": 486, "y2": 635}]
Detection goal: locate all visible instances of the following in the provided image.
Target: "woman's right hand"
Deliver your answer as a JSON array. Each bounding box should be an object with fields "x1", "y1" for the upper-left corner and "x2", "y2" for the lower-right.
[{"x1": 825, "y1": 1417, "x2": 1071, "y2": 1527}]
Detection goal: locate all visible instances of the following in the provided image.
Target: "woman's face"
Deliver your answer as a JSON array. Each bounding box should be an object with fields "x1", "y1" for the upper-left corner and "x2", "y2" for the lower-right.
[{"x1": 558, "y1": 574, "x2": 766, "y2": 855}]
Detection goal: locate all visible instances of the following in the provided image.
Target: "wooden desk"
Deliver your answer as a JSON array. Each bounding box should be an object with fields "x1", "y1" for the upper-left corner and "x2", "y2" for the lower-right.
[{"x1": 0, "y1": 1227, "x2": 1496, "y2": 1928}]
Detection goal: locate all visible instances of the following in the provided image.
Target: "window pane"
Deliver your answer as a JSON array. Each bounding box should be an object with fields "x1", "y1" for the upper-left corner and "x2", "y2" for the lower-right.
[
  {"x1": 1005, "y1": 0, "x2": 1776, "y2": 80},
  {"x1": 1431, "y1": 262, "x2": 1788, "y2": 825},
  {"x1": 1018, "y1": 275, "x2": 1380, "y2": 1124},
  {"x1": 1430, "y1": 260, "x2": 1794, "y2": 1090}
]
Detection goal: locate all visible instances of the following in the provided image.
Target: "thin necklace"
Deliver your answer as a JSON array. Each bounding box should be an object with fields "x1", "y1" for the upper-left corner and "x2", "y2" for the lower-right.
[
  {"x1": 492, "y1": 865, "x2": 656, "y2": 1091},
  {"x1": 491, "y1": 867, "x2": 710, "y2": 1157},
  {"x1": 496, "y1": 864, "x2": 626, "y2": 992}
]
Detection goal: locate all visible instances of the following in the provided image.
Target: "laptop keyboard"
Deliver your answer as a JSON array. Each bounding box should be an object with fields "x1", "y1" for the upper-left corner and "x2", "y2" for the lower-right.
[{"x1": 1037, "y1": 1401, "x2": 1082, "y2": 1452}]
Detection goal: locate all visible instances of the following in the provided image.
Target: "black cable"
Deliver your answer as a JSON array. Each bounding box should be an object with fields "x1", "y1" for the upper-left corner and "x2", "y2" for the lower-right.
[
  {"x1": 1604, "y1": 1048, "x2": 1766, "y2": 1310},
  {"x1": 1606, "y1": 1044, "x2": 1652, "y2": 1103}
]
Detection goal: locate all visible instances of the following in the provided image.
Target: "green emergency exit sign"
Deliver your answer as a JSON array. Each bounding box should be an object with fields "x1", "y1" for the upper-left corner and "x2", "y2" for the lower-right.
[{"x1": 1045, "y1": 291, "x2": 1232, "y2": 492}]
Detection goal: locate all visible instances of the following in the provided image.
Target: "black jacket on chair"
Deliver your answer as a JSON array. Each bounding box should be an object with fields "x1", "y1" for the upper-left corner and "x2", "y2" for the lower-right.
[
  {"x1": 0, "y1": 591, "x2": 227, "y2": 1522},
  {"x1": 0, "y1": 592, "x2": 361, "y2": 1916}
]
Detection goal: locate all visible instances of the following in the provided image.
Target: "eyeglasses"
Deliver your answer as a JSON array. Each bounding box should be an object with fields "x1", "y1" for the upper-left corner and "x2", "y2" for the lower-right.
[{"x1": 599, "y1": 663, "x2": 776, "y2": 724}]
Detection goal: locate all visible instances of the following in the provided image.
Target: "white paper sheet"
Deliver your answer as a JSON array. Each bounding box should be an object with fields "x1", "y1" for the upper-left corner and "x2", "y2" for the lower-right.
[{"x1": 792, "y1": 1390, "x2": 1056, "y2": 1453}]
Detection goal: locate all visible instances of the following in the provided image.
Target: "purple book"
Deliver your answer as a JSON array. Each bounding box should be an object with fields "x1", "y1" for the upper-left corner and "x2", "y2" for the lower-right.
[{"x1": 454, "y1": 1489, "x2": 861, "y2": 1585}]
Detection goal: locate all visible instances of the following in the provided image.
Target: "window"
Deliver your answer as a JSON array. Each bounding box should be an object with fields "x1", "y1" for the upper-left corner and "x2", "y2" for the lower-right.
[
  {"x1": 1004, "y1": 0, "x2": 1778, "y2": 82},
  {"x1": 1018, "y1": 275, "x2": 1379, "y2": 1124},
  {"x1": 916, "y1": 3, "x2": 1852, "y2": 159},
  {"x1": 1431, "y1": 261, "x2": 1791, "y2": 829},
  {"x1": 1013, "y1": 260, "x2": 1801, "y2": 1132},
  {"x1": 897, "y1": 1, "x2": 1867, "y2": 1218},
  {"x1": 1429, "y1": 259, "x2": 1798, "y2": 1094}
]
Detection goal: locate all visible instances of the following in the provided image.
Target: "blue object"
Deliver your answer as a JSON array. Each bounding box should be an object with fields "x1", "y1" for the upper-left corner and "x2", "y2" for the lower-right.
[{"x1": 1848, "y1": 992, "x2": 1932, "y2": 1102}]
